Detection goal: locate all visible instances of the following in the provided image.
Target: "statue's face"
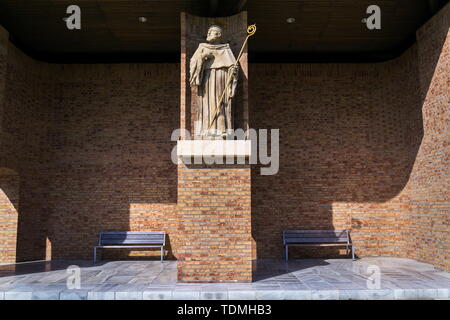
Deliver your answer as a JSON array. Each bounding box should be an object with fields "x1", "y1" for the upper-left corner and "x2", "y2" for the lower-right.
[{"x1": 206, "y1": 27, "x2": 222, "y2": 43}]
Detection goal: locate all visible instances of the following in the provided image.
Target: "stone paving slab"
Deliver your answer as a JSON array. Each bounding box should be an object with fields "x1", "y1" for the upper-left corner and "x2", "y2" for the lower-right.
[{"x1": 0, "y1": 257, "x2": 449, "y2": 300}]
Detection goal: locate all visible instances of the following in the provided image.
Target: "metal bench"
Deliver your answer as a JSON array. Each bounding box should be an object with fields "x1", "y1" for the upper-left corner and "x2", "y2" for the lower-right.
[
  {"x1": 283, "y1": 229, "x2": 355, "y2": 261},
  {"x1": 93, "y1": 231, "x2": 166, "y2": 263}
]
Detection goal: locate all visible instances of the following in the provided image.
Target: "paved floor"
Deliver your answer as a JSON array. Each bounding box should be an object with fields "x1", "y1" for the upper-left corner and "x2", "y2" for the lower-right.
[{"x1": 0, "y1": 257, "x2": 449, "y2": 300}]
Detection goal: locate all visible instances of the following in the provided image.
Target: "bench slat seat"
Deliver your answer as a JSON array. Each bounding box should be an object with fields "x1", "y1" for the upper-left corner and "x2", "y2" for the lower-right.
[
  {"x1": 94, "y1": 231, "x2": 166, "y2": 263},
  {"x1": 283, "y1": 230, "x2": 348, "y2": 234},
  {"x1": 283, "y1": 229, "x2": 355, "y2": 261},
  {"x1": 99, "y1": 240, "x2": 165, "y2": 245},
  {"x1": 284, "y1": 238, "x2": 349, "y2": 243},
  {"x1": 96, "y1": 245, "x2": 163, "y2": 248}
]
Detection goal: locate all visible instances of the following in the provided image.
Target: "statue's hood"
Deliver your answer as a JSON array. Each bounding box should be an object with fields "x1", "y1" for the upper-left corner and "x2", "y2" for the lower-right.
[
  {"x1": 195, "y1": 43, "x2": 237, "y2": 69},
  {"x1": 199, "y1": 43, "x2": 231, "y2": 50}
]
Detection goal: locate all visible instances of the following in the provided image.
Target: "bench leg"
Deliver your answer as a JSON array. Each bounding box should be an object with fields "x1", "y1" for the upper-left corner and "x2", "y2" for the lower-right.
[
  {"x1": 352, "y1": 246, "x2": 355, "y2": 260},
  {"x1": 285, "y1": 245, "x2": 288, "y2": 262},
  {"x1": 93, "y1": 247, "x2": 97, "y2": 264},
  {"x1": 160, "y1": 246, "x2": 163, "y2": 263}
]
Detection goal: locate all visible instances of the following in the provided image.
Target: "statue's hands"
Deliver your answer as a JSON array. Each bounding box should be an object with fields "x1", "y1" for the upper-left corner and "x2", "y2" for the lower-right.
[
  {"x1": 230, "y1": 65, "x2": 239, "y2": 75},
  {"x1": 201, "y1": 52, "x2": 214, "y2": 60}
]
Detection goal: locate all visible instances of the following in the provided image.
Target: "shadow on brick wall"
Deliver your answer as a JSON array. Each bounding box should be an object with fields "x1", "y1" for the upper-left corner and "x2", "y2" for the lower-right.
[
  {"x1": 9, "y1": 63, "x2": 180, "y2": 261},
  {"x1": 248, "y1": 39, "x2": 443, "y2": 259}
]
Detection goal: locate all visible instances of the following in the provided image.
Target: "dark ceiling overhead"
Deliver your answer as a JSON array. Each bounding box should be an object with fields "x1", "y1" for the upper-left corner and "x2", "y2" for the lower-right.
[{"x1": 0, "y1": 0, "x2": 447, "y2": 63}]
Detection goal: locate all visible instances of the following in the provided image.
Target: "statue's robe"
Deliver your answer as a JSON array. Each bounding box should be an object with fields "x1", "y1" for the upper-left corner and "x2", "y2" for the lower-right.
[{"x1": 189, "y1": 43, "x2": 238, "y2": 138}]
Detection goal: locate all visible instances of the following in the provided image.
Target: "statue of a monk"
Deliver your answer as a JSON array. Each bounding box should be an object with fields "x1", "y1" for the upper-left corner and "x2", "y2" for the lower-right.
[{"x1": 189, "y1": 25, "x2": 239, "y2": 139}]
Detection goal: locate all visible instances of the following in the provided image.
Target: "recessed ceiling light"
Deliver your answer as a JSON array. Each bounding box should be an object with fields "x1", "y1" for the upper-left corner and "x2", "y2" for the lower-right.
[
  {"x1": 138, "y1": 17, "x2": 148, "y2": 23},
  {"x1": 286, "y1": 17, "x2": 296, "y2": 23}
]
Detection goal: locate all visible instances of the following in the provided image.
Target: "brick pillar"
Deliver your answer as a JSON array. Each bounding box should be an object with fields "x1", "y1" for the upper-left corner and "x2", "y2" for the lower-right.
[
  {"x1": 177, "y1": 164, "x2": 252, "y2": 282},
  {"x1": 177, "y1": 12, "x2": 252, "y2": 282}
]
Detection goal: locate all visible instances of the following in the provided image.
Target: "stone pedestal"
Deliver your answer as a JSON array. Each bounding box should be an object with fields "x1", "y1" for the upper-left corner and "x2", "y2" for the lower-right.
[
  {"x1": 177, "y1": 12, "x2": 252, "y2": 282},
  {"x1": 177, "y1": 140, "x2": 251, "y2": 158}
]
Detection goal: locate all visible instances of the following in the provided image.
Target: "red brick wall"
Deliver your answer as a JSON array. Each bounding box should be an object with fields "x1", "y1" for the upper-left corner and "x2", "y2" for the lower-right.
[
  {"x1": 1, "y1": 37, "x2": 180, "y2": 261},
  {"x1": 250, "y1": 5, "x2": 449, "y2": 270},
  {"x1": 0, "y1": 26, "x2": 7, "y2": 120},
  {"x1": 404, "y1": 5, "x2": 449, "y2": 270},
  {"x1": 0, "y1": 37, "x2": 55, "y2": 262},
  {"x1": 250, "y1": 61, "x2": 417, "y2": 259},
  {"x1": 0, "y1": 27, "x2": 19, "y2": 264},
  {"x1": 46, "y1": 63, "x2": 179, "y2": 260}
]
